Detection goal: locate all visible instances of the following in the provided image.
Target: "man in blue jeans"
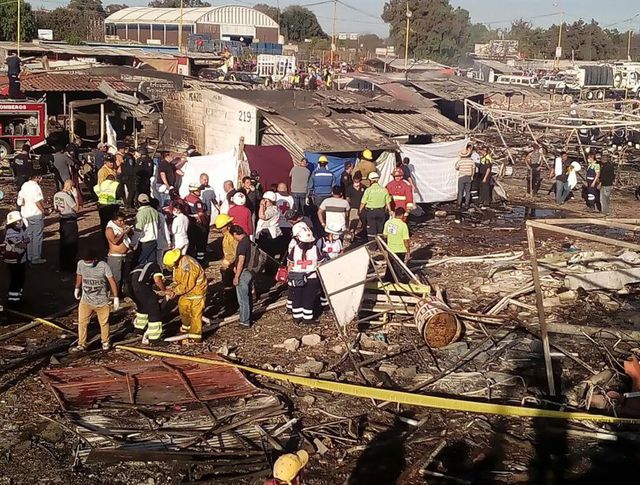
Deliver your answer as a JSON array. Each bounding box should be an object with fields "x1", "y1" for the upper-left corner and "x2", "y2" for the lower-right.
[{"x1": 231, "y1": 225, "x2": 254, "y2": 327}]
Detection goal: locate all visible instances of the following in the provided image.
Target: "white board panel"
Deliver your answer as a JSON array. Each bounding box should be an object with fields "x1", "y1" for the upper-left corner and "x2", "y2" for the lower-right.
[{"x1": 318, "y1": 246, "x2": 370, "y2": 327}]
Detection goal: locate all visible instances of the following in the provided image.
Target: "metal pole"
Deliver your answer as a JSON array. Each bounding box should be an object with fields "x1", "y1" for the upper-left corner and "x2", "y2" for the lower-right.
[
  {"x1": 554, "y1": 11, "x2": 563, "y2": 69},
  {"x1": 17, "y1": 0, "x2": 21, "y2": 57},
  {"x1": 628, "y1": 29, "x2": 632, "y2": 61},
  {"x1": 526, "y1": 223, "x2": 556, "y2": 396},
  {"x1": 178, "y1": 0, "x2": 184, "y2": 52},
  {"x1": 330, "y1": 0, "x2": 336, "y2": 65},
  {"x1": 404, "y1": 1, "x2": 411, "y2": 72},
  {"x1": 100, "y1": 103, "x2": 105, "y2": 144}
]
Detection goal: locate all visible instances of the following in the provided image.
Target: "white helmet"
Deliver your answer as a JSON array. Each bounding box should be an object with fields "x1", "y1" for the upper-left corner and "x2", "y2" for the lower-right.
[
  {"x1": 262, "y1": 191, "x2": 277, "y2": 202},
  {"x1": 232, "y1": 192, "x2": 246, "y2": 206},
  {"x1": 292, "y1": 222, "x2": 314, "y2": 243},
  {"x1": 325, "y1": 223, "x2": 343, "y2": 236},
  {"x1": 6, "y1": 211, "x2": 22, "y2": 225}
]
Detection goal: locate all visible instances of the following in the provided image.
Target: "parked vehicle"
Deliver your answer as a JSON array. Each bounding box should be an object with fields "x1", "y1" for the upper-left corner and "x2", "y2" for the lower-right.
[
  {"x1": 495, "y1": 75, "x2": 538, "y2": 87},
  {"x1": 0, "y1": 100, "x2": 47, "y2": 161}
]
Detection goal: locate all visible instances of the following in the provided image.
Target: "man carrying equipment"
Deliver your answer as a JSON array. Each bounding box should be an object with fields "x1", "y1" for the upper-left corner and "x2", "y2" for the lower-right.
[
  {"x1": 131, "y1": 261, "x2": 167, "y2": 345},
  {"x1": 163, "y1": 249, "x2": 207, "y2": 344}
]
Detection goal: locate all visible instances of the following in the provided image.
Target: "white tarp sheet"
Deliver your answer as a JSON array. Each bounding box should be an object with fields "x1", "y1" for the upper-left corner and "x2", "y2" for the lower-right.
[
  {"x1": 179, "y1": 150, "x2": 238, "y2": 204},
  {"x1": 400, "y1": 139, "x2": 469, "y2": 204},
  {"x1": 317, "y1": 246, "x2": 370, "y2": 327}
]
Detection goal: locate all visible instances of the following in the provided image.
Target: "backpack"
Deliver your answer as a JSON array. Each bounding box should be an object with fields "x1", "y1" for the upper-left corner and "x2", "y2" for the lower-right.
[{"x1": 247, "y1": 242, "x2": 267, "y2": 275}]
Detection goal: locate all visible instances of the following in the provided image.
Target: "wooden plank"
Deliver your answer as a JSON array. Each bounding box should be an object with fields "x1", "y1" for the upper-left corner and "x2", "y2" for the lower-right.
[
  {"x1": 0, "y1": 322, "x2": 40, "y2": 342},
  {"x1": 526, "y1": 220, "x2": 640, "y2": 252},
  {"x1": 362, "y1": 293, "x2": 420, "y2": 304},
  {"x1": 365, "y1": 281, "x2": 431, "y2": 295},
  {"x1": 546, "y1": 322, "x2": 640, "y2": 341},
  {"x1": 86, "y1": 449, "x2": 265, "y2": 464},
  {"x1": 538, "y1": 218, "x2": 640, "y2": 232},
  {"x1": 527, "y1": 224, "x2": 556, "y2": 396}
]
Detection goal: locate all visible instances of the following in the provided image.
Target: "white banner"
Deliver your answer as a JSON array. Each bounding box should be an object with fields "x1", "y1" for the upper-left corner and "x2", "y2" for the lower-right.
[
  {"x1": 106, "y1": 117, "x2": 117, "y2": 154},
  {"x1": 179, "y1": 150, "x2": 238, "y2": 208},
  {"x1": 400, "y1": 139, "x2": 469, "y2": 204}
]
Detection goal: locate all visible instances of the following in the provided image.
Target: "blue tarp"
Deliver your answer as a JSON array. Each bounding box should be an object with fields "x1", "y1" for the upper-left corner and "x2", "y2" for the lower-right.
[{"x1": 304, "y1": 152, "x2": 357, "y2": 180}]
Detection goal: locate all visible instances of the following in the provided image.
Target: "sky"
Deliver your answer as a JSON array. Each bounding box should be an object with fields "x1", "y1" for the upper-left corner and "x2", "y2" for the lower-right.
[{"x1": 32, "y1": 0, "x2": 640, "y2": 37}]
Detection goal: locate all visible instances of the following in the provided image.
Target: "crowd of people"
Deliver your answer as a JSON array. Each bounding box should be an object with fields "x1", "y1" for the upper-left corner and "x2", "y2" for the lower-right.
[
  {"x1": 455, "y1": 141, "x2": 616, "y2": 215},
  {"x1": 4, "y1": 141, "x2": 419, "y2": 349}
]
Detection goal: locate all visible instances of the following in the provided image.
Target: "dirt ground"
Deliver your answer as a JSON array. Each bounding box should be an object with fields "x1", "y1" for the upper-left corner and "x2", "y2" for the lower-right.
[{"x1": 2, "y1": 166, "x2": 640, "y2": 484}]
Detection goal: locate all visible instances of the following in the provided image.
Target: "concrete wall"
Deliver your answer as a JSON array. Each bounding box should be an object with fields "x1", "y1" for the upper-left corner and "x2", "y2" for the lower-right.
[{"x1": 162, "y1": 89, "x2": 258, "y2": 154}]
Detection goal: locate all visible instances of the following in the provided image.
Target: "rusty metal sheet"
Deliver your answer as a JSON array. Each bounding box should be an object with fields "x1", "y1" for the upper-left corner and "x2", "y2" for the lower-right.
[
  {"x1": 0, "y1": 73, "x2": 133, "y2": 93},
  {"x1": 40, "y1": 353, "x2": 258, "y2": 409}
]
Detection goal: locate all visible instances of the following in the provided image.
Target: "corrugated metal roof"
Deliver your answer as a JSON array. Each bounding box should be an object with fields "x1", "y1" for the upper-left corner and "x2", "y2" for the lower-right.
[
  {"x1": 41, "y1": 353, "x2": 258, "y2": 409},
  {"x1": 366, "y1": 110, "x2": 465, "y2": 137},
  {"x1": 105, "y1": 6, "x2": 279, "y2": 28},
  {"x1": 474, "y1": 59, "x2": 517, "y2": 73},
  {"x1": 0, "y1": 41, "x2": 178, "y2": 59},
  {"x1": 410, "y1": 76, "x2": 541, "y2": 101},
  {"x1": 2, "y1": 73, "x2": 134, "y2": 92}
]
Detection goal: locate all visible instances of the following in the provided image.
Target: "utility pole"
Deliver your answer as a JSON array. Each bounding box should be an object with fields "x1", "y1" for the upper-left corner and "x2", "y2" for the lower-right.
[
  {"x1": 330, "y1": 0, "x2": 337, "y2": 65},
  {"x1": 178, "y1": 0, "x2": 184, "y2": 52},
  {"x1": 17, "y1": 0, "x2": 21, "y2": 57},
  {"x1": 554, "y1": 10, "x2": 563, "y2": 69},
  {"x1": 404, "y1": 0, "x2": 411, "y2": 72}
]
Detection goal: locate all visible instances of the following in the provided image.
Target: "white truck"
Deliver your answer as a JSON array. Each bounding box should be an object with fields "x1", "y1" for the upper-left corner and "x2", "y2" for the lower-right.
[
  {"x1": 550, "y1": 63, "x2": 640, "y2": 100},
  {"x1": 255, "y1": 55, "x2": 297, "y2": 83}
]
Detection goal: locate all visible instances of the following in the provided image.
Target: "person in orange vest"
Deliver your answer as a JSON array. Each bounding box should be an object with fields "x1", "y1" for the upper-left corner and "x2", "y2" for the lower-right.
[{"x1": 386, "y1": 168, "x2": 414, "y2": 212}]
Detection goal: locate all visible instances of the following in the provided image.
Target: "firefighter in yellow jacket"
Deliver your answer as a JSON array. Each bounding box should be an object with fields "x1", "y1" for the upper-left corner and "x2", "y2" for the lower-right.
[{"x1": 163, "y1": 249, "x2": 208, "y2": 344}]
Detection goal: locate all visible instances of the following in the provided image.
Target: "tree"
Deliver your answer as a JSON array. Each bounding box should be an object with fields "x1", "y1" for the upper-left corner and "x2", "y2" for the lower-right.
[
  {"x1": 35, "y1": 6, "x2": 103, "y2": 42},
  {"x1": 148, "y1": 0, "x2": 210, "y2": 7},
  {"x1": 68, "y1": 0, "x2": 105, "y2": 15},
  {"x1": 280, "y1": 5, "x2": 326, "y2": 42},
  {"x1": 253, "y1": 3, "x2": 280, "y2": 24},
  {"x1": 105, "y1": 4, "x2": 128, "y2": 15},
  {"x1": 0, "y1": 1, "x2": 37, "y2": 42},
  {"x1": 382, "y1": 0, "x2": 471, "y2": 65}
]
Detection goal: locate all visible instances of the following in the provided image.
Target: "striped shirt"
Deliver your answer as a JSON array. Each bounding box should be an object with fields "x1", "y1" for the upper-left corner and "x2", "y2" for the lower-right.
[{"x1": 455, "y1": 158, "x2": 475, "y2": 178}]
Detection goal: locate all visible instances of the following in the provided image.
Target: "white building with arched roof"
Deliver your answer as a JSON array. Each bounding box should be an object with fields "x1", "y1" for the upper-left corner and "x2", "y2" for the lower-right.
[{"x1": 104, "y1": 5, "x2": 280, "y2": 47}]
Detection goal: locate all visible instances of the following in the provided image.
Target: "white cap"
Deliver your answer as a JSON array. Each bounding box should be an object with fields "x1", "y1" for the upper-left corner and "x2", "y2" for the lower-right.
[
  {"x1": 262, "y1": 191, "x2": 277, "y2": 202},
  {"x1": 6, "y1": 211, "x2": 22, "y2": 225},
  {"x1": 232, "y1": 192, "x2": 246, "y2": 206},
  {"x1": 292, "y1": 222, "x2": 314, "y2": 243},
  {"x1": 368, "y1": 172, "x2": 380, "y2": 181},
  {"x1": 571, "y1": 161, "x2": 581, "y2": 172}
]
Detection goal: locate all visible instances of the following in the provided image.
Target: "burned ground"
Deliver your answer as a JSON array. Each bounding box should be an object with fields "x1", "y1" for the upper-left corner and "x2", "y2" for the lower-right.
[{"x1": 2, "y1": 166, "x2": 640, "y2": 484}]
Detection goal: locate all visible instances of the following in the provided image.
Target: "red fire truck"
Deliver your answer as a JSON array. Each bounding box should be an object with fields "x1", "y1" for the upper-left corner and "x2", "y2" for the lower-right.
[{"x1": 0, "y1": 100, "x2": 47, "y2": 160}]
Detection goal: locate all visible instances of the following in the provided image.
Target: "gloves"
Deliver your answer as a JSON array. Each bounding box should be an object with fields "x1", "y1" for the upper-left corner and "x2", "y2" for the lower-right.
[
  {"x1": 112, "y1": 297, "x2": 120, "y2": 311},
  {"x1": 74, "y1": 288, "x2": 81, "y2": 300}
]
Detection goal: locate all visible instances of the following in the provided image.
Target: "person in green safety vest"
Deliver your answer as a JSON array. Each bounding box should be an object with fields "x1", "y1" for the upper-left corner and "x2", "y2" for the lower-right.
[{"x1": 94, "y1": 174, "x2": 125, "y2": 237}]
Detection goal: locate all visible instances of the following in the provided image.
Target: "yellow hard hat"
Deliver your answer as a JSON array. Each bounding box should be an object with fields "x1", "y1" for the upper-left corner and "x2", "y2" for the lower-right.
[
  {"x1": 362, "y1": 149, "x2": 373, "y2": 161},
  {"x1": 163, "y1": 248, "x2": 182, "y2": 268},
  {"x1": 214, "y1": 214, "x2": 234, "y2": 229},
  {"x1": 273, "y1": 450, "x2": 309, "y2": 484},
  {"x1": 318, "y1": 155, "x2": 329, "y2": 164}
]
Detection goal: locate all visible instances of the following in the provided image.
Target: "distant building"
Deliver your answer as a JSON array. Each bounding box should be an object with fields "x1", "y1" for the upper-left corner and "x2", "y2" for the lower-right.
[{"x1": 104, "y1": 6, "x2": 280, "y2": 47}]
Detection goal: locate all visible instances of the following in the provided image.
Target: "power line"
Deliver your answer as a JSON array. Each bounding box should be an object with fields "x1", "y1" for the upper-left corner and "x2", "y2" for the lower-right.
[{"x1": 336, "y1": 0, "x2": 381, "y2": 21}]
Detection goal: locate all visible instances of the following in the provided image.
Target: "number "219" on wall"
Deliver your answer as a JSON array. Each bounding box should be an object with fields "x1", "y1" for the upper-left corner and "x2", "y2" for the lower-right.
[{"x1": 238, "y1": 111, "x2": 252, "y2": 123}]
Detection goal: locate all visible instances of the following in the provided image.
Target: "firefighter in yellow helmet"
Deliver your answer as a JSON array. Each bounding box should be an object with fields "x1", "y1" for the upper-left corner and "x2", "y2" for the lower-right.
[
  {"x1": 263, "y1": 450, "x2": 309, "y2": 485},
  {"x1": 163, "y1": 248, "x2": 208, "y2": 344},
  {"x1": 214, "y1": 214, "x2": 237, "y2": 295},
  {"x1": 354, "y1": 149, "x2": 376, "y2": 187}
]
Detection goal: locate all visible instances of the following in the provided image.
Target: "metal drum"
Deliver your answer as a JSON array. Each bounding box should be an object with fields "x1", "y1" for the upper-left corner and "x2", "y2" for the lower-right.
[{"x1": 414, "y1": 297, "x2": 462, "y2": 348}]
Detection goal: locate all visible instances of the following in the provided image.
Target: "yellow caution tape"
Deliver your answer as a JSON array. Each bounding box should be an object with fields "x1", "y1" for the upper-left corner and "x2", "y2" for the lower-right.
[{"x1": 116, "y1": 345, "x2": 640, "y2": 425}]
